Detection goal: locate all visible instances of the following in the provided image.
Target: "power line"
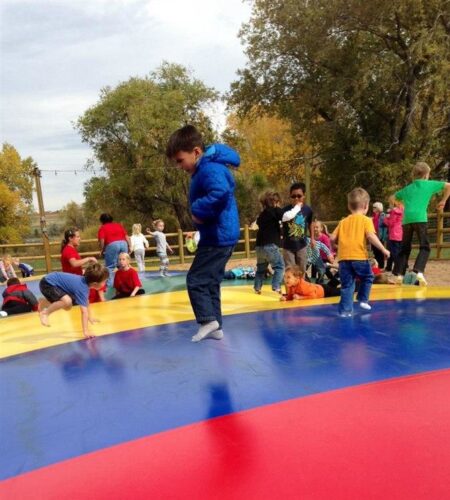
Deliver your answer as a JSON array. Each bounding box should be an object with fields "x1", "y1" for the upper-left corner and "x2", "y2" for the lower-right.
[{"x1": 38, "y1": 156, "x2": 320, "y2": 175}]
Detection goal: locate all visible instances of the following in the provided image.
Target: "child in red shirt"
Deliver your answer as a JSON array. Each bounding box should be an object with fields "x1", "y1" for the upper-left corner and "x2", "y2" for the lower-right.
[
  {"x1": 113, "y1": 253, "x2": 145, "y2": 299},
  {"x1": 280, "y1": 266, "x2": 340, "y2": 301}
]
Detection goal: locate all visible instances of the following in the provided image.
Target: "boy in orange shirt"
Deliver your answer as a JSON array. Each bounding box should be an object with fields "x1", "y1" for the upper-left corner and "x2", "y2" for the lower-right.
[
  {"x1": 330, "y1": 188, "x2": 390, "y2": 317},
  {"x1": 280, "y1": 266, "x2": 340, "y2": 301}
]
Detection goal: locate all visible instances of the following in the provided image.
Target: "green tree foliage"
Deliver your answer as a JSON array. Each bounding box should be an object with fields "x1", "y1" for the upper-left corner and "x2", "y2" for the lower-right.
[
  {"x1": 76, "y1": 62, "x2": 218, "y2": 230},
  {"x1": 230, "y1": 0, "x2": 450, "y2": 216},
  {"x1": 0, "y1": 144, "x2": 35, "y2": 243},
  {"x1": 60, "y1": 201, "x2": 86, "y2": 230}
]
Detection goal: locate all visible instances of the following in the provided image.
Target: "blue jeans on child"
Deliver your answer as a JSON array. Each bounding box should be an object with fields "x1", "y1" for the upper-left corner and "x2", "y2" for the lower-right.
[
  {"x1": 186, "y1": 245, "x2": 234, "y2": 328},
  {"x1": 104, "y1": 240, "x2": 128, "y2": 287},
  {"x1": 338, "y1": 260, "x2": 374, "y2": 314},
  {"x1": 254, "y1": 244, "x2": 285, "y2": 292}
]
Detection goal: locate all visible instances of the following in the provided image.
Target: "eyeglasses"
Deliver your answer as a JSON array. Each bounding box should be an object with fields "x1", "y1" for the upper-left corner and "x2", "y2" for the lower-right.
[{"x1": 290, "y1": 194, "x2": 304, "y2": 199}]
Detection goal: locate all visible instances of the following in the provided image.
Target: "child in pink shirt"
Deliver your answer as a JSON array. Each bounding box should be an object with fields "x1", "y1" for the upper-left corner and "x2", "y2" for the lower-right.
[{"x1": 383, "y1": 196, "x2": 404, "y2": 272}]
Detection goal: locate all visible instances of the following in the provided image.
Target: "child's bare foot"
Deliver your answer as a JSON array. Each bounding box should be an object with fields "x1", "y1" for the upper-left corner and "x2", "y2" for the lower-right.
[
  {"x1": 39, "y1": 310, "x2": 50, "y2": 327},
  {"x1": 83, "y1": 332, "x2": 96, "y2": 339}
]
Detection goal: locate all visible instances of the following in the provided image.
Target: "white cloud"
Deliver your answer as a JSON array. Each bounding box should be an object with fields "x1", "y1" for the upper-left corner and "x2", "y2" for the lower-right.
[{"x1": 1, "y1": 0, "x2": 251, "y2": 211}]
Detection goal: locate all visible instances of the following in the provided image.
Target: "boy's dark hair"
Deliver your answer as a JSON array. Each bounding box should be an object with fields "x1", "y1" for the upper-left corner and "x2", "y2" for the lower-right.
[
  {"x1": 290, "y1": 182, "x2": 306, "y2": 193},
  {"x1": 61, "y1": 227, "x2": 79, "y2": 251},
  {"x1": 6, "y1": 277, "x2": 21, "y2": 286},
  {"x1": 166, "y1": 125, "x2": 205, "y2": 158},
  {"x1": 99, "y1": 213, "x2": 113, "y2": 224},
  {"x1": 84, "y1": 263, "x2": 109, "y2": 285}
]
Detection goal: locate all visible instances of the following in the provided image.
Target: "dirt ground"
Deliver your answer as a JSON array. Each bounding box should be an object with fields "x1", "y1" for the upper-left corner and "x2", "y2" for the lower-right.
[{"x1": 176, "y1": 258, "x2": 450, "y2": 287}]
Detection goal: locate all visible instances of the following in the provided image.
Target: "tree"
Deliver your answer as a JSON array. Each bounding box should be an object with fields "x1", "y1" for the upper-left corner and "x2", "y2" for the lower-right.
[
  {"x1": 222, "y1": 111, "x2": 316, "y2": 199},
  {"x1": 230, "y1": 0, "x2": 450, "y2": 216},
  {"x1": 76, "y1": 62, "x2": 219, "y2": 230},
  {"x1": 0, "y1": 144, "x2": 35, "y2": 242},
  {"x1": 60, "y1": 201, "x2": 86, "y2": 230}
]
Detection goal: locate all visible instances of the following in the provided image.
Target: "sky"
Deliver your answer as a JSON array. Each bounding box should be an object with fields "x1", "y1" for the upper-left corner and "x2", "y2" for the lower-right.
[{"x1": 0, "y1": 0, "x2": 252, "y2": 211}]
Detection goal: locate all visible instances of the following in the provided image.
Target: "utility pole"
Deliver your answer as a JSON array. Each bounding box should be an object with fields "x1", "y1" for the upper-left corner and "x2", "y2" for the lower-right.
[
  {"x1": 33, "y1": 167, "x2": 52, "y2": 273},
  {"x1": 305, "y1": 160, "x2": 311, "y2": 206}
]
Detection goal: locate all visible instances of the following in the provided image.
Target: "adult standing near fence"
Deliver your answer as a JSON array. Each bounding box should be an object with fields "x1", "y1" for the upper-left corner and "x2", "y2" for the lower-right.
[{"x1": 97, "y1": 214, "x2": 130, "y2": 287}]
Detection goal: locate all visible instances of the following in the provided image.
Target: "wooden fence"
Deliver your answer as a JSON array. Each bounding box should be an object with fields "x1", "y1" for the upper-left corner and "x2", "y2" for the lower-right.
[{"x1": 1, "y1": 211, "x2": 449, "y2": 275}]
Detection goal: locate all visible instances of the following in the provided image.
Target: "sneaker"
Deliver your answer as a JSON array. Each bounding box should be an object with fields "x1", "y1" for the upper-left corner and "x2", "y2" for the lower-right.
[
  {"x1": 416, "y1": 272, "x2": 428, "y2": 286},
  {"x1": 338, "y1": 311, "x2": 352, "y2": 318},
  {"x1": 159, "y1": 271, "x2": 165, "y2": 277},
  {"x1": 254, "y1": 289, "x2": 261, "y2": 295},
  {"x1": 272, "y1": 288, "x2": 282, "y2": 294},
  {"x1": 0, "y1": 311, "x2": 7, "y2": 318},
  {"x1": 359, "y1": 302, "x2": 372, "y2": 311},
  {"x1": 163, "y1": 271, "x2": 171, "y2": 277}
]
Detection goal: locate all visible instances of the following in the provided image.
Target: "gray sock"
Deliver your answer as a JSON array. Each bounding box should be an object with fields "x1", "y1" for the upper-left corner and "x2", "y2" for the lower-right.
[{"x1": 192, "y1": 320, "x2": 220, "y2": 342}]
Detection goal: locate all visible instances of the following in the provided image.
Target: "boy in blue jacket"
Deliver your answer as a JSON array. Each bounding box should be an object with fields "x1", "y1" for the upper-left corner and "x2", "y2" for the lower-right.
[{"x1": 166, "y1": 125, "x2": 240, "y2": 342}]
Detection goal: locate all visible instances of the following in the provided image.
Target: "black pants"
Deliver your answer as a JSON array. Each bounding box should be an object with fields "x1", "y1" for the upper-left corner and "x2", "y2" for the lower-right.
[
  {"x1": 371, "y1": 244, "x2": 385, "y2": 269},
  {"x1": 385, "y1": 240, "x2": 402, "y2": 272},
  {"x1": 2, "y1": 303, "x2": 33, "y2": 315},
  {"x1": 393, "y1": 223, "x2": 430, "y2": 275},
  {"x1": 322, "y1": 284, "x2": 341, "y2": 297}
]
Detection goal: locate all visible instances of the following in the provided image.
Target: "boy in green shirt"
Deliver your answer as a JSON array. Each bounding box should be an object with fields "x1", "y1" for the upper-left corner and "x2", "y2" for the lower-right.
[{"x1": 393, "y1": 162, "x2": 450, "y2": 285}]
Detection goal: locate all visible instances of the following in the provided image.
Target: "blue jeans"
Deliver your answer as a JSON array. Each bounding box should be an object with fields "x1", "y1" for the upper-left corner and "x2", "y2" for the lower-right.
[
  {"x1": 254, "y1": 244, "x2": 285, "y2": 292},
  {"x1": 338, "y1": 260, "x2": 374, "y2": 314},
  {"x1": 104, "y1": 240, "x2": 128, "y2": 286},
  {"x1": 187, "y1": 245, "x2": 234, "y2": 327}
]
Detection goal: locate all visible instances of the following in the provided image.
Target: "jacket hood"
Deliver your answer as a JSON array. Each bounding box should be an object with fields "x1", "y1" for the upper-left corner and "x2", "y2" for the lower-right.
[{"x1": 202, "y1": 144, "x2": 240, "y2": 168}]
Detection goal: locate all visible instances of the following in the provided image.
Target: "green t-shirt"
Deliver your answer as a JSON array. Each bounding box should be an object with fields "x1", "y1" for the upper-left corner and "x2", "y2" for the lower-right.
[{"x1": 395, "y1": 179, "x2": 445, "y2": 224}]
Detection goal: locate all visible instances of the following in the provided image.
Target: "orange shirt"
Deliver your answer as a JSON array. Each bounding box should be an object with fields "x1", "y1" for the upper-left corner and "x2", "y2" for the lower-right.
[
  {"x1": 286, "y1": 278, "x2": 324, "y2": 300},
  {"x1": 332, "y1": 213, "x2": 375, "y2": 261}
]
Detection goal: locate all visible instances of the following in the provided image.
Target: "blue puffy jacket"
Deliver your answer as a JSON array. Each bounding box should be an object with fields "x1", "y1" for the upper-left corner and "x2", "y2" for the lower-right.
[{"x1": 190, "y1": 144, "x2": 240, "y2": 247}]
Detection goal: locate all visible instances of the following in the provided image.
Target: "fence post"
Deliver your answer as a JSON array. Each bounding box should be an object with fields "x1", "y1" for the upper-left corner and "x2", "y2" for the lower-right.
[
  {"x1": 436, "y1": 210, "x2": 444, "y2": 259},
  {"x1": 178, "y1": 229, "x2": 185, "y2": 265},
  {"x1": 33, "y1": 167, "x2": 52, "y2": 273},
  {"x1": 244, "y1": 224, "x2": 250, "y2": 258}
]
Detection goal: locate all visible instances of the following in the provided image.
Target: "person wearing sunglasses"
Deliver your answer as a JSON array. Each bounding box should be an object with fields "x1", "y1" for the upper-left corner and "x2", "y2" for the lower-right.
[{"x1": 281, "y1": 182, "x2": 315, "y2": 273}]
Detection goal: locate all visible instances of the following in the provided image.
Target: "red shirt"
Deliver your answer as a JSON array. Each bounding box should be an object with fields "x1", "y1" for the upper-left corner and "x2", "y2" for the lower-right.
[
  {"x1": 61, "y1": 244, "x2": 105, "y2": 303},
  {"x1": 61, "y1": 245, "x2": 83, "y2": 275},
  {"x1": 89, "y1": 285, "x2": 106, "y2": 303},
  {"x1": 113, "y1": 268, "x2": 142, "y2": 295},
  {"x1": 98, "y1": 222, "x2": 127, "y2": 246}
]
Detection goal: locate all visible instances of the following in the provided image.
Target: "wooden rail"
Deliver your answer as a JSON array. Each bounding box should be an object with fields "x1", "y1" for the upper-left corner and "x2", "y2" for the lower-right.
[{"x1": 1, "y1": 213, "x2": 449, "y2": 275}]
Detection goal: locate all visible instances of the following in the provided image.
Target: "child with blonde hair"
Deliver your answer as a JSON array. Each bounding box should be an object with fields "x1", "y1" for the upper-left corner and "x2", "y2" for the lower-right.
[
  {"x1": 12, "y1": 257, "x2": 34, "y2": 277},
  {"x1": 146, "y1": 219, "x2": 173, "y2": 277},
  {"x1": 113, "y1": 252, "x2": 145, "y2": 299},
  {"x1": 393, "y1": 162, "x2": 450, "y2": 285},
  {"x1": 0, "y1": 255, "x2": 17, "y2": 283},
  {"x1": 383, "y1": 195, "x2": 404, "y2": 272},
  {"x1": 331, "y1": 188, "x2": 390, "y2": 317},
  {"x1": 130, "y1": 223, "x2": 149, "y2": 272}
]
